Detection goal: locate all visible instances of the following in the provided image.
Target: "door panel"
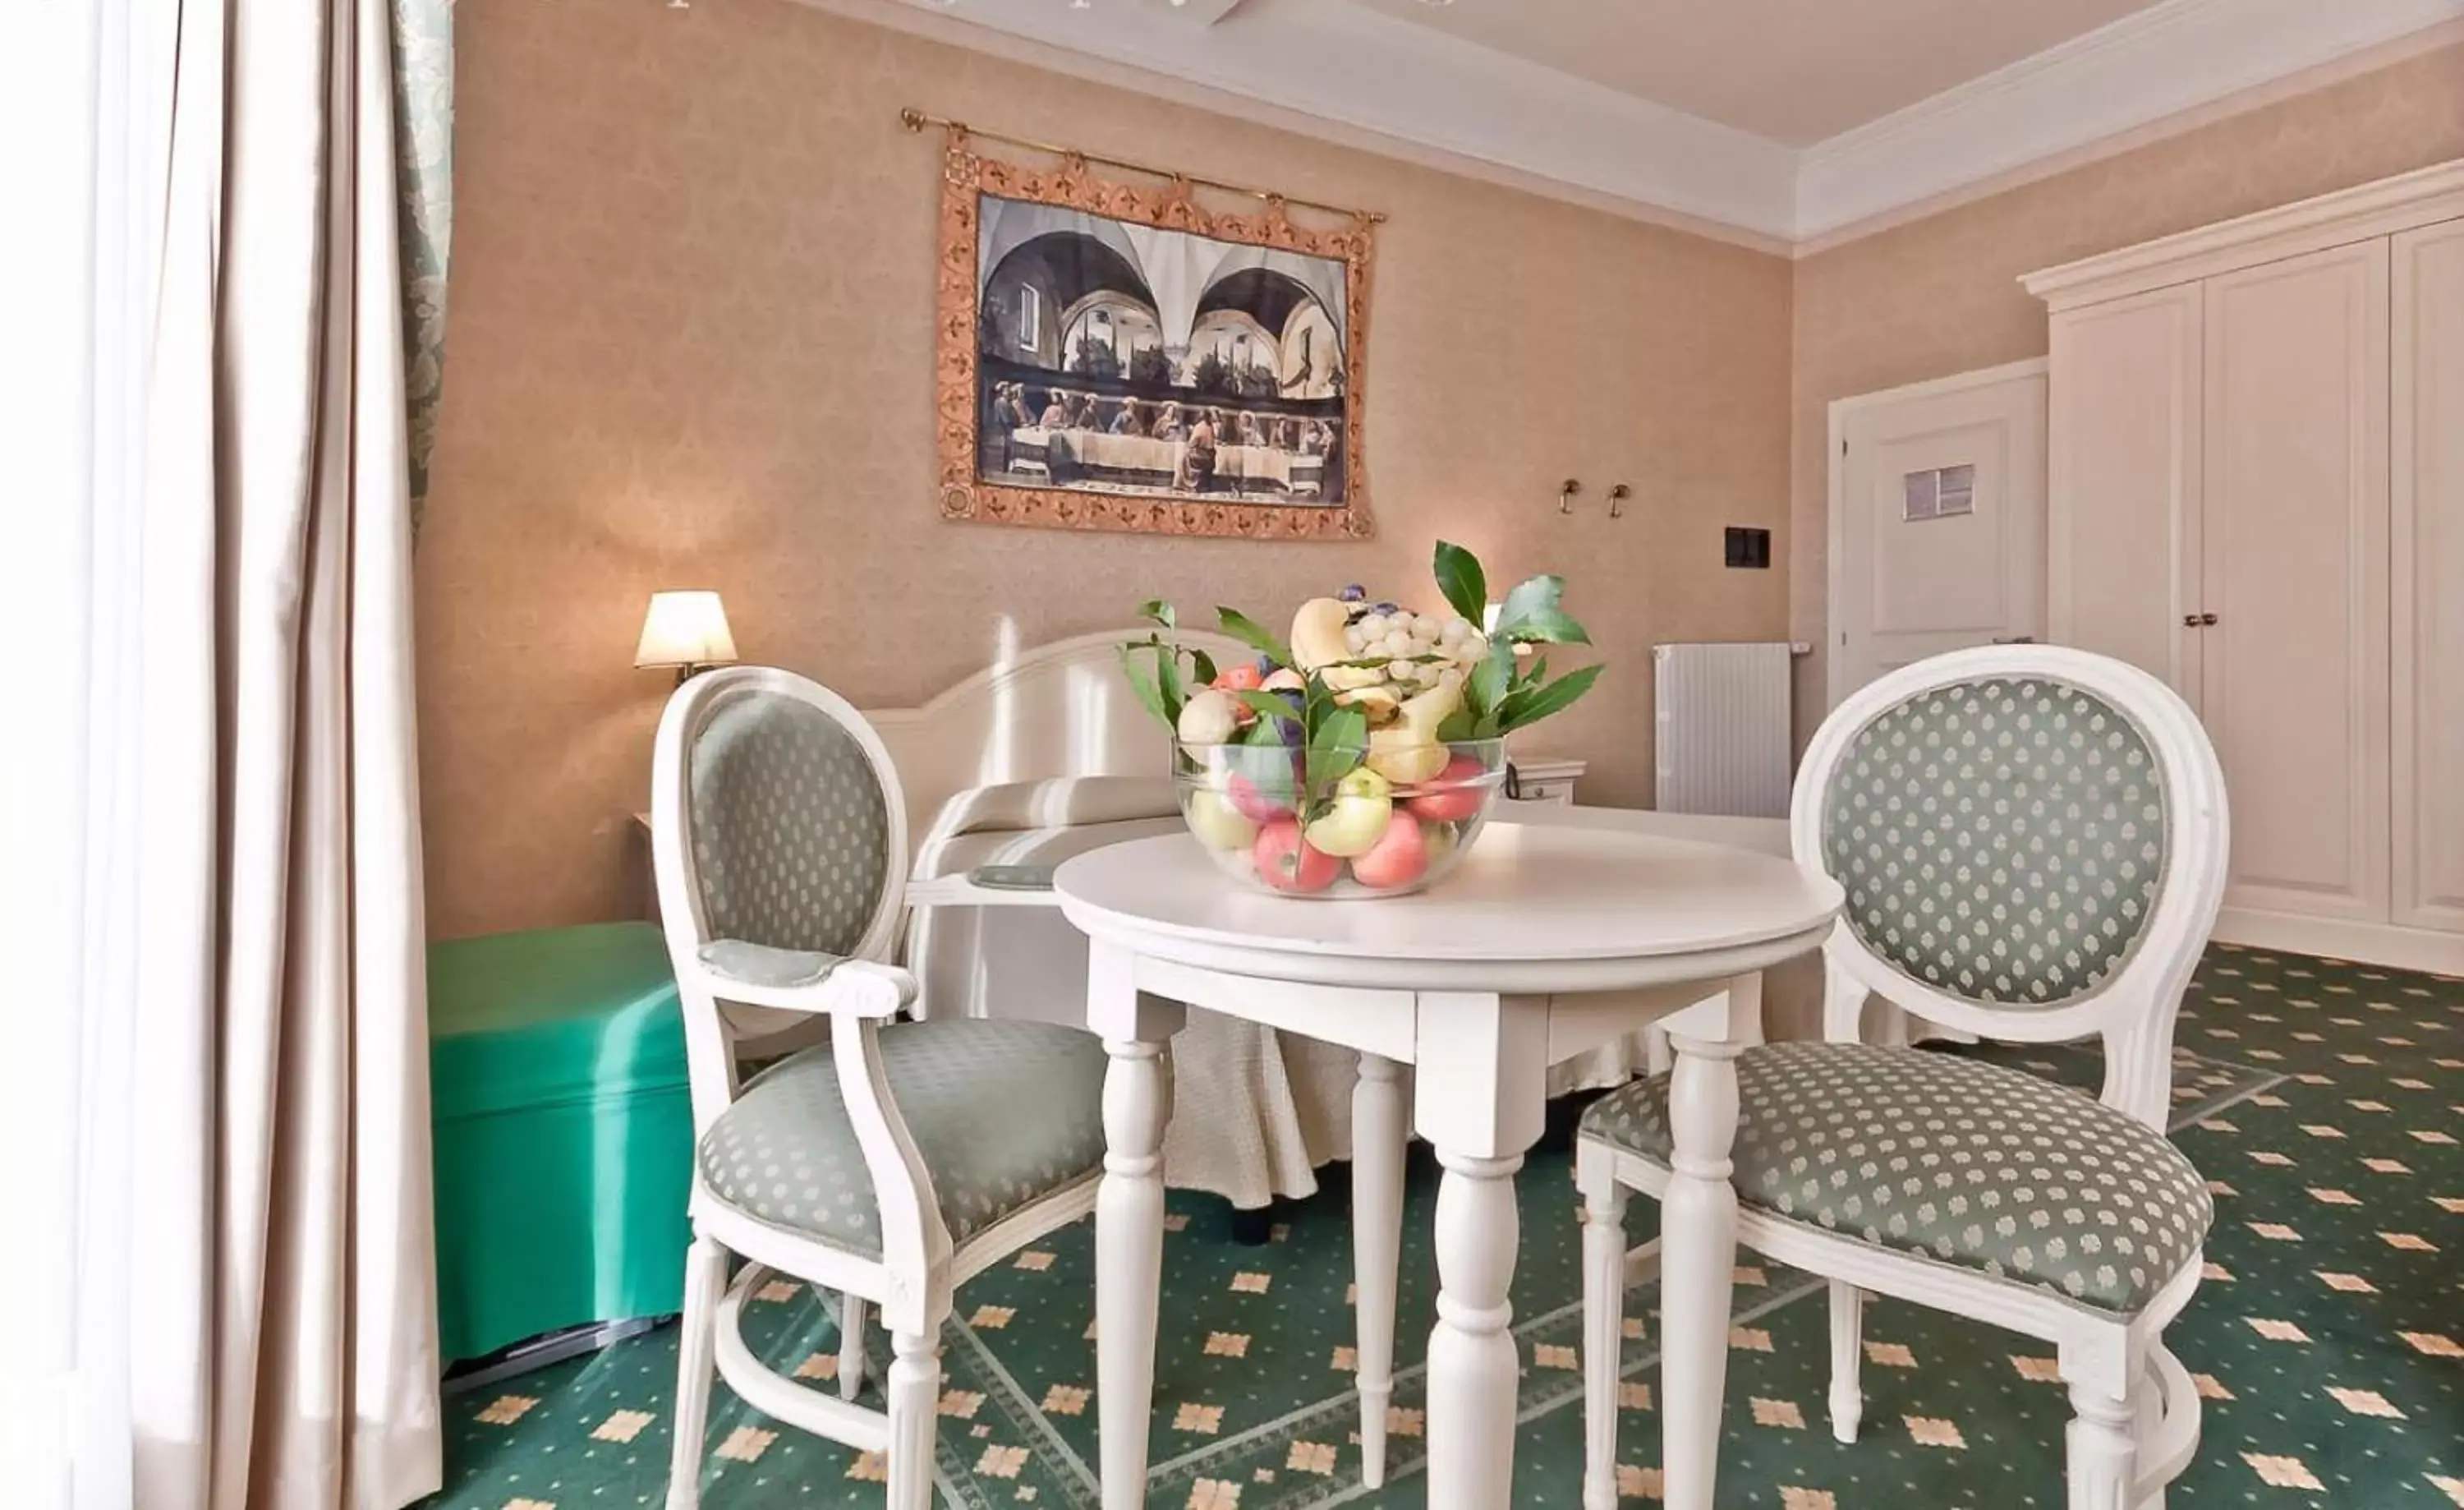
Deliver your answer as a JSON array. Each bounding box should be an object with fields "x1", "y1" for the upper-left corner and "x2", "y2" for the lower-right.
[
  {"x1": 2393, "y1": 220, "x2": 2464, "y2": 933},
  {"x1": 2047, "y1": 285, "x2": 2203, "y2": 694},
  {"x1": 1832, "y1": 365, "x2": 2047, "y2": 703},
  {"x1": 2200, "y1": 240, "x2": 2391, "y2": 922}
]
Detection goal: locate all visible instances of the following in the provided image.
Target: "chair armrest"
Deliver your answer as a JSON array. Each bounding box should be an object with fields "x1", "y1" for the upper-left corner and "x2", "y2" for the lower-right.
[{"x1": 689, "y1": 941, "x2": 917, "y2": 1018}]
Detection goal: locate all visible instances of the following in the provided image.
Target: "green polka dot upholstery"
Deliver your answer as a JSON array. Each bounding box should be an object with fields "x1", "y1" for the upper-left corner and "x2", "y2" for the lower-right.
[
  {"x1": 1580, "y1": 1043, "x2": 2212, "y2": 1314},
  {"x1": 698, "y1": 1019, "x2": 1108, "y2": 1258},
  {"x1": 688, "y1": 691, "x2": 891, "y2": 955},
  {"x1": 1823, "y1": 677, "x2": 2167, "y2": 1007}
]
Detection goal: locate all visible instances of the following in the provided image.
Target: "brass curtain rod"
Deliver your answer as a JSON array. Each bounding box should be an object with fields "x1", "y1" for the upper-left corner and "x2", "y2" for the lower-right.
[{"x1": 899, "y1": 107, "x2": 1386, "y2": 223}]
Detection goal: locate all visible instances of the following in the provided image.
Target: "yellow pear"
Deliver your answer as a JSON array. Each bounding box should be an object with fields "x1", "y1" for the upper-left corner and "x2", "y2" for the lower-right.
[
  {"x1": 1289, "y1": 597, "x2": 1354, "y2": 671},
  {"x1": 1365, "y1": 682, "x2": 1460, "y2": 785}
]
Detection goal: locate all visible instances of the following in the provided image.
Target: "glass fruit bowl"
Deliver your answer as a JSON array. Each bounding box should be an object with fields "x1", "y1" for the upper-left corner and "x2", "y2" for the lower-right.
[{"x1": 1173, "y1": 737, "x2": 1507, "y2": 899}]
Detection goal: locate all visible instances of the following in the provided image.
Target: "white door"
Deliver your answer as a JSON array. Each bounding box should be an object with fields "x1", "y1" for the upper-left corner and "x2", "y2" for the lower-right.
[
  {"x1": 2047, "y1": 283, "x2": 2204, "y2": 691},
  {"x1": 2198, "y1": 239, "x2": 2391, "y2": 924},
  {"x1": 1828, "y1": 361, "x2": 2048, "y2": 705},
  {"x1": 2393, "y1": 219, "x2": 2464, "y2": 935}
]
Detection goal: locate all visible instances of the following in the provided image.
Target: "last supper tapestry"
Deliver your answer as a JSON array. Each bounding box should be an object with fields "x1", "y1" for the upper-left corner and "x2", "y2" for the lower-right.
[{"x1": 931, "y1": 131, "x2": 1377, "y2": 541}]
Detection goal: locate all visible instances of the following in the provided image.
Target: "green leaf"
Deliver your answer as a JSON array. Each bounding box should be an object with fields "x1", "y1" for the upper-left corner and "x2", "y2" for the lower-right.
[
  {"x1": 1497, "y1": 605, "x2": 1591, "y2": 646},
  {"x1": 1303, "y1": 707, "x2": 1367, "y2": 804},
  {"x1": 1118, "y1": 647, "x2": 1170, "y2": 731},
  {"x1": 1303, "y1": 670, "x2": 1336, "y2": 733},
  {"x1": 1154, "y1": 643, "x2": 1186, "y2": 725},
  {"x1": 1496, "y1": 664, "x2": 1604, "y2": 733},
  {"x1": 1137, "y1": 599, "x2": 1177, "y2": 630},
  {"x1": 1243, "y1": 716, "x2": 1287, "y2": 748},
  {"x1": 1435, "y1": 706, "x2": 1478, "y2": 742},
  {"x1": 1215, "y1": 607, "x2": 1293, "y2": 669},
  {"x1": 1234, "y1": 689, "x2": 1302, "y2": 725},
  {"x1": 1188, "y1": 649, "x2": 1218, "y2": 686},
  {"x1": 1469, "y1": 645, "x2": 1510, "y2": 728},
  {"x1": 1431, "y1": 540, "x2": 1487, "y2": 625},
  {"x1": 1491, "y1": 574, "x2": 1591, "y2": 645}
]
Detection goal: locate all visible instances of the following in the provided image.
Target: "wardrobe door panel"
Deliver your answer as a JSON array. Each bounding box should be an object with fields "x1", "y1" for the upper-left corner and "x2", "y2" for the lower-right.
[
  {"x1": 2394, "y1": 220, "x2": 2464, "y2": 933},
  {"x1": 2048, "y1": 285, "x2": 2204, "y2": 694},
  {"x1": 2200, "y1": 240, "x2": 2391, "y2": 923}
]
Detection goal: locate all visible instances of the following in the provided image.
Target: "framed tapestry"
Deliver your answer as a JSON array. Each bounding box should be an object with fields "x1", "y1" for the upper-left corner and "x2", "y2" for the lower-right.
[{"x1": 930, "y1": 131, "x2": 1377, "y2": 540}]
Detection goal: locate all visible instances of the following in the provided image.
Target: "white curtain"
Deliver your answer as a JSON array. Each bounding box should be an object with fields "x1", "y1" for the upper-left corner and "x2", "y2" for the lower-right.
[{"x1": 4, "y1": 0, "x2": 447, "y2": 1506}]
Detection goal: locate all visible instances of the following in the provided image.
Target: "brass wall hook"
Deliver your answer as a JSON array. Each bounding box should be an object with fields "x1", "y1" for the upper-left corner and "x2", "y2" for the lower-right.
[
  {"x1": 1608, "y1": 483, "x2": 1631, "y2": 519},
  {"x1": 1558, "y1": 479, "x2": 1582, "y2": 515}
]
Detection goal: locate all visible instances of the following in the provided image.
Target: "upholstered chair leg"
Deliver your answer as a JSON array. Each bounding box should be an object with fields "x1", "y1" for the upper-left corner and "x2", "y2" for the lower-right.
[
  {"x1": 1827, "y1": 1281, "x2": 1864, "y2": 1443},
  {"x1": 839, "y1": 1293, "x2": 870, "y2": 1401},
  {"x1": 664, "y1": 1236, "x2": 726, "y2": 1510},
  {"x1": 886, "y1": 1327, "x2": 945, "y2": 1510},
  {"x1": 2065, "y1": 1378, "x2": 2140, "y2": 1510},
  {"x1": 1578, "y1": 1155, "x2": 1629, "y2": 1510},
  {"x1": 2131, "y1": 1356, "x2": 2168, "y2": 1510}
]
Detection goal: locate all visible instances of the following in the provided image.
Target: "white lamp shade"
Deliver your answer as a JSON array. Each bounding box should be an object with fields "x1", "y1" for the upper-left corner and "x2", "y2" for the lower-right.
[{"x1": 634, "y1": 591, "x2": 738, "y2": 670}]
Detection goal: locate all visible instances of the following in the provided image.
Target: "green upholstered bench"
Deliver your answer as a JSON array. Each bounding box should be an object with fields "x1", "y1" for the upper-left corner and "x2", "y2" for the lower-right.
[{"x1": 429, "y1": 922, "x2": 693, "y2": 1365}]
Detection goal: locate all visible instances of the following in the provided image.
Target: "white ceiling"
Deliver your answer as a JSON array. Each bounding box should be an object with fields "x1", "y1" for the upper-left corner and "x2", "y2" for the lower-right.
[
  {"x1": 1344, "y1": 0, "x2": 2172, "y2": 147},
  {"x1": 834, "y1": 0, "x2": 2464, "y2": 243}
]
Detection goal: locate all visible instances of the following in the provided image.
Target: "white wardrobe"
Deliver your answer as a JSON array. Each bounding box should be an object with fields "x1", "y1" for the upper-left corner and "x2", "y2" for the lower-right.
[{"x1": 2025, "y1": 160, "x2": 2464, "y2": 974}]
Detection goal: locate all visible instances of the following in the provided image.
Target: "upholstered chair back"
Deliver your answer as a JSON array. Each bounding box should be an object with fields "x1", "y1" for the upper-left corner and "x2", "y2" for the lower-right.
[
  {"x1": 1791, "y1": 647, "x2": 2228, "y2": 1128},
  {"x1": 651, "y1": 668, "x2": 913, "y2": 1131},
  {"x1": 687, "y1": 691, "x2": 895, "y2": 956}
]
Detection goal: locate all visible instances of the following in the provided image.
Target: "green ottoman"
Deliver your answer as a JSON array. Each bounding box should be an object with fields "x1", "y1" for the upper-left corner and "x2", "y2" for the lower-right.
[{"x1": 428, "y1": 921, "x2": 694, "y2": 1364}]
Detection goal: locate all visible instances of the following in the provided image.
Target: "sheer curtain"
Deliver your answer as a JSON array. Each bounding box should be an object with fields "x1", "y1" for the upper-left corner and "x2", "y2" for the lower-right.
[{"x1": 8, "y1": 0, "x2": 451, "y2": 1506}]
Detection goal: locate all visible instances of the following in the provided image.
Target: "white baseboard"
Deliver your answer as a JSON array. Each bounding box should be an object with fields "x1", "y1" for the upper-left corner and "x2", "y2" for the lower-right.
[{"x1": 2213, "y1": 906, "x2": 2464, "y2": 977}]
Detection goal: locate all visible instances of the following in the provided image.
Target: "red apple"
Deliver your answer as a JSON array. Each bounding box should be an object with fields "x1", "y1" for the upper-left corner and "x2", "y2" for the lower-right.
[
  {"x1": 1253, "y1": 817, "x2": 1340, "y2": 893},
  {"x1": 1226, "y1": 771, "x2": 1294, "y2": 822},
  {"x1": 1349, "y1": 810, "x2": 1431, "y2": 890},
  {"x1": 1404, "y1": 754, "x2": 1491, "y2": 823}
]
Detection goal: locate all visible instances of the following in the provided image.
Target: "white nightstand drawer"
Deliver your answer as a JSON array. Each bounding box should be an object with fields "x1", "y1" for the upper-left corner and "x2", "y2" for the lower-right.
[
  {"x1": 1503, "y1": 756, "x2": 1584, "y2": 807},
  {"x1": 1507, "y1": 778, "x2": 1576, "y2": 806}
]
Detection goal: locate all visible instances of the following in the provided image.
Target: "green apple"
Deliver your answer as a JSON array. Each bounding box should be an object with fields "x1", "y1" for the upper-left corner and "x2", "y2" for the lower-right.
[
  {"x1": 1185, "y1": 788, "x2": 1261, "y2": 850},
  {"x1": 1303, "y1": 767, "x2": 1394, "y2": 857}
]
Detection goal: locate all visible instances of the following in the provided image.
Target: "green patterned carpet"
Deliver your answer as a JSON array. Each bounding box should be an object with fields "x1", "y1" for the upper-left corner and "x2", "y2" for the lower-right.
[{"x1": 424, "y1": 946, "x2": 2464, "y2": 1508}]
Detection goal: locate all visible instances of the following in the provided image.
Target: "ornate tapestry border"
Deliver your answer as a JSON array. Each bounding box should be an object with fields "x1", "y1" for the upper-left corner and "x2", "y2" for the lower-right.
[{"x1": 932, "y1": 136, "x2": 1377, "y2": 541}]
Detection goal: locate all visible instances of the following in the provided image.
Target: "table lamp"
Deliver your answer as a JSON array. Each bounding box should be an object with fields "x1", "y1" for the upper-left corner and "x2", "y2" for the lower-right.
[{"x1": 635, "y1": 590, "x2": 738, "y2": 685}]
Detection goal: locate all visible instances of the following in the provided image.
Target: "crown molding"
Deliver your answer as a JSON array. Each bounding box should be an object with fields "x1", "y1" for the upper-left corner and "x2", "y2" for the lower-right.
[
  {"x1": 780, "y1": 0, "x2": 2463, "y2": 256},
  {"x1": 791, "y1": 0, "x2": 1804, "y2": 242},
  {"x1": 1793, "y1": 0, "x2": 2464, "y2": 240}
]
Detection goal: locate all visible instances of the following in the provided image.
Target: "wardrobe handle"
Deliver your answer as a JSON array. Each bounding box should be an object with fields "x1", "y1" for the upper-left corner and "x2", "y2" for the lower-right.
[
  {"x1": 2200, "y1": 612, "x2": 2218, "y2": 626},
  {"x1": 2182, "y1": 614, "x2": 2200, "y2": 627}
]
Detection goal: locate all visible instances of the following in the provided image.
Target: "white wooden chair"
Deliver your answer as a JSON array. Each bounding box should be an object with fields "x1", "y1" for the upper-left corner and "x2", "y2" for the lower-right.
[
  {"x1": 651, "y1": 667, "x2": 1111, "y2": 1510},
  {"x1": 1577, "y1": 644, "x2": 2229, "y2": 1510}
]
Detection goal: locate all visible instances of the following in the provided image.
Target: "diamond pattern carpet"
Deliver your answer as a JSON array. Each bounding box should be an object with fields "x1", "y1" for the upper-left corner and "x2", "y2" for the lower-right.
[{"x1": 421, "y1": 946, "x2": 2464, "y2": 1508}]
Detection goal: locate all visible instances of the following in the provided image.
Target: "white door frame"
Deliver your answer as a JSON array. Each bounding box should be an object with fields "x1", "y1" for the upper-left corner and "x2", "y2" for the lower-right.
[{"x1": 1825, "y1": 356, "x2": 2050, "y2": 709}]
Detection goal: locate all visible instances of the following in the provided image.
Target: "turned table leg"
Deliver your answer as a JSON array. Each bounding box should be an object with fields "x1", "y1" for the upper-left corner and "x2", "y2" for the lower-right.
[
  {"x1": 1352, "y1": 1052, "x2": 1407, "y2": 1488},
  {"x1": 1658, "y1": 974, "x2": 1756, "y2": 1510},
  {"x1": 1087, "y1": 946, "x2": 1184, "y2": 1510},
  {"x1": 1414, "y1": 992, "x2": 1548, "y2": 1510}
]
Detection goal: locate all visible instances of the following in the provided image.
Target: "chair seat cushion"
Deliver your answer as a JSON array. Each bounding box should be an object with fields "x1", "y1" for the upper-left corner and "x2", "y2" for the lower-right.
[
  {"x1": 1579, "y1": 1042, "x2": 2211, "y2": 1314},
  {"x1": 698, "y1": 1018, "x2": 1107, "y2": 1259}
]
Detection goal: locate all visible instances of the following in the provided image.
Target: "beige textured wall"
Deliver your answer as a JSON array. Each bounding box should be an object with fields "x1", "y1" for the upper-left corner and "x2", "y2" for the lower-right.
[
  {"x1": 416, "y1": 0, "x2": 1795, "y2": 938},
  {"x1": 1789, "y1": 40, "x2": 2464, "y2": 739}
]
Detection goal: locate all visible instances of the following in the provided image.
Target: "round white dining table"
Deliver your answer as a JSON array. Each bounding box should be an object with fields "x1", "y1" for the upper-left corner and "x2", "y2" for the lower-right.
[{"x1": 1053, "y1": 820, "x2": 1843, "y2": 1510}]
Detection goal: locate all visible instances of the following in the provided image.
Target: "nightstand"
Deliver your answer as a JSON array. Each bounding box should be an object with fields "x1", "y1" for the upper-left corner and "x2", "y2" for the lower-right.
[{"x1": 1503, "y1": 754, "x2": 1585, "y2": 806}]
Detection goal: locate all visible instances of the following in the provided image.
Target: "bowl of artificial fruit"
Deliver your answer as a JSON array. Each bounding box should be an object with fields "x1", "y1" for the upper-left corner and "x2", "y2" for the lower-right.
[{"x1": 1122, "y1": 541, "x2": 1602, "y2": 899}]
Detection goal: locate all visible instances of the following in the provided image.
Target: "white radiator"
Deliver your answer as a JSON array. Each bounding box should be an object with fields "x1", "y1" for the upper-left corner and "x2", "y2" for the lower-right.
[{"x1": 1653, "y1": 642, "x2": 1793, "y2": 818}]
